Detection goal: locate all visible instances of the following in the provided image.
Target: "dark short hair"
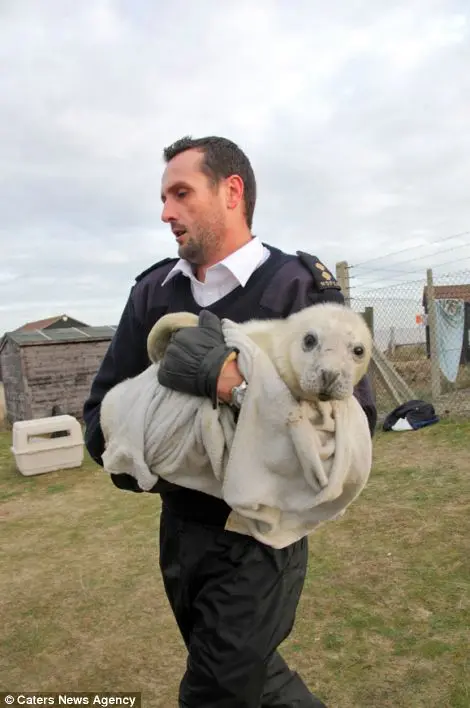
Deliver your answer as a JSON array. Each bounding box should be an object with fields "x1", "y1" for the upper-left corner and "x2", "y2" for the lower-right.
[{"x1": 163, "y1": 135, "x2": 256, "y2": 229}]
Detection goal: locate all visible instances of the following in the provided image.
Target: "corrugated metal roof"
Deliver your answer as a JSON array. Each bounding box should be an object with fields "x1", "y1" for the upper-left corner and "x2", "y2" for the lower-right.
[
  {"x1": 1, "y1": 325, "x2": 117, "y2": 348},
  {"x1": 15, "y1": 314, "x2": 90, "y2": 331},
  {"x1": 16, "y1": 315, "x2": 63, "y2": 331}
]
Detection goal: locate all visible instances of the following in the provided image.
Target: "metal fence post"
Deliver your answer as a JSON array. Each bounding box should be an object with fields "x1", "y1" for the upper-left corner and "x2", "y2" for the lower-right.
[{"x1": 426, "y1": 268, "x2": 441, "y2": 401}]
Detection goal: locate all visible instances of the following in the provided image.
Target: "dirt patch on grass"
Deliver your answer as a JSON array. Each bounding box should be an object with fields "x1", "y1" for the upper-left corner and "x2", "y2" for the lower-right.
[{"x1": 372, "y1": 354, "x2": 470, "y2": 419}]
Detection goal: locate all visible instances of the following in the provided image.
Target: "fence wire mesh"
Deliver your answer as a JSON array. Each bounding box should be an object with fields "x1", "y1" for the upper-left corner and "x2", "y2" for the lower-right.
[{"x1": 348, "y1": 268, "x2": 470, "y2": 421}]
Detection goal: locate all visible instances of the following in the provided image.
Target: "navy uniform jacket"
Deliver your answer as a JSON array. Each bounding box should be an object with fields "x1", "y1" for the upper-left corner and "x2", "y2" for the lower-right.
[{"x1": 83, "y1": 244, "x2": 377, "y2": 523}]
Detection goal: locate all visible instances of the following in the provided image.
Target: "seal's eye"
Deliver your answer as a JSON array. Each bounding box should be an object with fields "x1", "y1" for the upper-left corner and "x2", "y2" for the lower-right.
[
  {"x1": 302, "y1": 333, "x2": 318, "y2": 351},
  {"x1": 353, "y1": 345, "x2": 365, "y2": 357}
]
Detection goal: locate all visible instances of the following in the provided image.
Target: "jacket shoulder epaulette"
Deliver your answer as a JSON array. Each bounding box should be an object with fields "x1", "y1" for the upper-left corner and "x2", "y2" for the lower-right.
[
  {"x1": 135, "y1": 257, "x2": 178, "y2": 283},
  {"x1": 296, "y1": 250, "x2": 341, "y2": 291}
]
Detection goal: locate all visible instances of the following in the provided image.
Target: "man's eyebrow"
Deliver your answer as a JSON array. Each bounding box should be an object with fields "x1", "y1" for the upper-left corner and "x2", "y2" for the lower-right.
[{"x1": 161, "y1": 181, "x2": 191, "y2": 202}]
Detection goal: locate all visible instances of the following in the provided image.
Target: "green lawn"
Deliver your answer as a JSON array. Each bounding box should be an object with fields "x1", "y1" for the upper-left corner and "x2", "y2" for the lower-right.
[{"x1": 0, "y1": 420, "x2": 469, "y2": 707}]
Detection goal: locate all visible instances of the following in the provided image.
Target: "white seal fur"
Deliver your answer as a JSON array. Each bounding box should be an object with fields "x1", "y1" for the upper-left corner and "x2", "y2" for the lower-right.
[{"x1": 147, "y1": 302, "x2": 372, "y2": 404}]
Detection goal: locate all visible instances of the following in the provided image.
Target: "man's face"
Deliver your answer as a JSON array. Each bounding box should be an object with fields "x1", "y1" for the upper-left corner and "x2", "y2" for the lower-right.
[{"x1": 160, "y1": 149, "x2": 226, "y2": 265}]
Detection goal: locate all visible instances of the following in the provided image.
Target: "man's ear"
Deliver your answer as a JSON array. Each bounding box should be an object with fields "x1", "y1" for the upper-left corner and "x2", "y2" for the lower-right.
[{"x1": 225, "y1": 174, "x2": 244, "y2": 211}]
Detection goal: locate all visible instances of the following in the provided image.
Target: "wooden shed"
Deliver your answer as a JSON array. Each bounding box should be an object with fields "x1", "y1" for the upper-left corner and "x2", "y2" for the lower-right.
[{"x1": 0, "y1": 326, "x2": 116, "y2": 424}]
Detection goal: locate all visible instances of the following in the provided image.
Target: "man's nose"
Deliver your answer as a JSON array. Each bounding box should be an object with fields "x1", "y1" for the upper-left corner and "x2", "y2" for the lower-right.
[{"x1": 161, "y1": 200, "x2": 177, "y2": 223}]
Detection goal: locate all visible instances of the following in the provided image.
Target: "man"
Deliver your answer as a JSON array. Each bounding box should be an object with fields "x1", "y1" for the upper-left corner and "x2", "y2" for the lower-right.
[{"x1": 83, "y1": 135, "x2": 376, "y2": 708}]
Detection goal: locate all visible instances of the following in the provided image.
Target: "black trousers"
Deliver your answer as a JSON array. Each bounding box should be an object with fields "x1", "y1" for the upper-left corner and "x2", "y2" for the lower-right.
[{"x1": 159, "y1": 503, "x2": 327, "y2": 708}]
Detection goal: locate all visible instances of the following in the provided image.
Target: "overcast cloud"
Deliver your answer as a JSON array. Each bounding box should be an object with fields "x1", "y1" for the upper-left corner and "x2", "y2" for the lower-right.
[{"x1": 1, "y1": 0, "x2": 470, "y2": 331}]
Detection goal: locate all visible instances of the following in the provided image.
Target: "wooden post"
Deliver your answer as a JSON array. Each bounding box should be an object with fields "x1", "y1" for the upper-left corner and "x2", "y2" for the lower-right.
[
  {"x1": 426, "y1": 268, "x2": 441, "y2": 401},
  {"x1": 336, "y1": 261, "x2": 350, "y2": 306},
  {"x1": 364, "y1": 306, "x2": 374, "y2": 336}
]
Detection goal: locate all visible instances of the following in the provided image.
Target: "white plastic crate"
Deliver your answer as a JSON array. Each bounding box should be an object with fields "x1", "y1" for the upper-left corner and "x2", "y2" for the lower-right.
[{"x1": 11, "y1": 414, "x2": 84, "y2": 476}]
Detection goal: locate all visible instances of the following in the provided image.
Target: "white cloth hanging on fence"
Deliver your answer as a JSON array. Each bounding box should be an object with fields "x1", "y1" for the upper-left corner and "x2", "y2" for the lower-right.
[{"x1": 435, "y1": 299, "x2": 465, "y2": 383}]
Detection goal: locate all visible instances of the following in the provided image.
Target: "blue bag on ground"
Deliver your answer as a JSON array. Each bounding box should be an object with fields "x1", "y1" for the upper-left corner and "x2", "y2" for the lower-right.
[{"x1": 383, "y1": 400, "x2": 440, "y2": 432}]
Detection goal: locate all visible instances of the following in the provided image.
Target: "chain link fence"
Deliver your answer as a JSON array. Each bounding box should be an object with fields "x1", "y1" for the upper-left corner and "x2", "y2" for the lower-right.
[{"x1": 345, "y1": 267, "x2": 470, "y2": 422}]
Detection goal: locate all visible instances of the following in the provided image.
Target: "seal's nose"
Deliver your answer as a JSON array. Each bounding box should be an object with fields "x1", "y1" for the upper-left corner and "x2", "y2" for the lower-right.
[{"x1": 321, "y1": 370, "x2": 340, "y2": 390}]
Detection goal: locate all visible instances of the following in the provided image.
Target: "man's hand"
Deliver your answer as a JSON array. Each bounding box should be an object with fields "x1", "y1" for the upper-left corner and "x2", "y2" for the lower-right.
[
  {"x1": 157, "y1": 309, "x2": 239, "y2": 408},
  {"x1": 216, "y1": 359, "x2": 244, "y2": 404}
]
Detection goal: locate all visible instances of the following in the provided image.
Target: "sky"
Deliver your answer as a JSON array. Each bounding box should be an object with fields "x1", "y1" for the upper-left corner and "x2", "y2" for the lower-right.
[{"x1": 1, "y1": 0, "x2": 470, "y2": 333}]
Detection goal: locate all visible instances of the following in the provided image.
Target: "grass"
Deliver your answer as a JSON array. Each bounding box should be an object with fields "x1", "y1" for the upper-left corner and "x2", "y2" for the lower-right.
[{"x1": 0, "y1": 420, "x2": 469, "y2": 707}]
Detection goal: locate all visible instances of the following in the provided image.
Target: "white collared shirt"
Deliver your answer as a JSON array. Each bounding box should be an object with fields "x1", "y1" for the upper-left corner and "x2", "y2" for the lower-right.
[{"x1": 161, "y1": 236, "x2": 271, "y2": 306}]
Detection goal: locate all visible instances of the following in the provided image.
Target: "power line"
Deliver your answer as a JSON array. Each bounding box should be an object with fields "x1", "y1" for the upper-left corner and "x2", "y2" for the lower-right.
[
  {"x1": 350, "y1": 229, "x2": 470, "y2": 269},
  {"x1": 350, "y1": 258, "x2": 470, "y2": 292},
  {"x1": 350, "y1": 242, "x2": 470, "y2": 278},
  {"x1": 349, "y1": 248, "x2": 470, "y2": 280}
]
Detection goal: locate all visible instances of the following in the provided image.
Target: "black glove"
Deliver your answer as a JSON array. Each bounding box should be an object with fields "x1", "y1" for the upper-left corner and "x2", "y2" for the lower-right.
[{"x1": 157, "y1": 309, "x2": 239, "y2": 409}]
